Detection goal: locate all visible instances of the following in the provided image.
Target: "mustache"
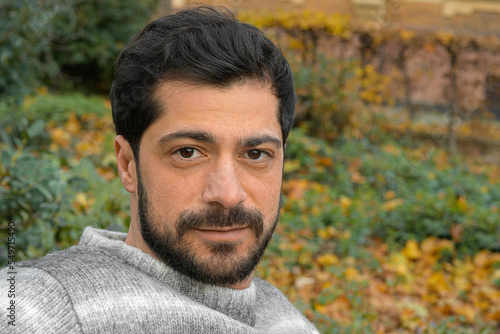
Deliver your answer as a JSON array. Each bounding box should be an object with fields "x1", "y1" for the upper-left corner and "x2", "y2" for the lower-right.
[{"x1": 176, "y1": 206, "x2": 264, "y2": 239}]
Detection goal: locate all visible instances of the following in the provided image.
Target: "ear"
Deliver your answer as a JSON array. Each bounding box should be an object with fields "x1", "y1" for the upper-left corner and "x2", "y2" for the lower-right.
[{"x1": 115, "y1": 135, "x2": 137, "y2": 193}]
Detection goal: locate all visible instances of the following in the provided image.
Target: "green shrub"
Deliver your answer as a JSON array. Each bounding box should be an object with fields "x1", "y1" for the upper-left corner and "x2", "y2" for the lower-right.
[
  {"x1": 0, "y1": 0, "x2": 160, "y2": 103},
  {"x1": 292, "y1": 54, "x2": 359, "y2": 141},
  {"x1": 0, "y1": 94, "x2": 128, "y2": 267},
  {"x1": 21, "y1": 91, "x2": 112, "y2": 121},
  {"x1": 0, "y1": 119, "x2": 78, "y2": 265},
  {"x1": 50, "y1": 0, "x2": 160, "y2": 91},
  {"x1": 0, "y1": 0, "x2": 62, "y2": 103}
]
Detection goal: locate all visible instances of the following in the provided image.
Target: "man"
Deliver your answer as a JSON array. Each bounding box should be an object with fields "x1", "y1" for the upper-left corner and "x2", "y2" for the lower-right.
[{"x1": 1, "y1": 6, "x2": 319, "y2": 333}]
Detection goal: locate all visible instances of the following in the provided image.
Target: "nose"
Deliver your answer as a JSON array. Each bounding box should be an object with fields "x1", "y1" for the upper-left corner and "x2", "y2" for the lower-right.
[{"x1": 202, "y1": 159, "x2": 247, "y2": 210}]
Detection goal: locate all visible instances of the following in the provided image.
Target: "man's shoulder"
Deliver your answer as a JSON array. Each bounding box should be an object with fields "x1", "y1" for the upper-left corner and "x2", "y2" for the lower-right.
[
  {"x1": 3, "y1": 241, "x2": 144, "y2": 305},
  {"x1": 253, "y1": 277, "x2": 319, "y2": 333},
  {"x1": 253, "y1": 277, "x2": 284, "y2": 297},
  {"x1": 16, "y1": 243, "x2": 122, "y2": 272},
  {"x1": 1, "y1": 249, "x2": 86, "y2": 333},
  {"x1": 253, "y1": 277, "x2": 295, "y2": 305}
]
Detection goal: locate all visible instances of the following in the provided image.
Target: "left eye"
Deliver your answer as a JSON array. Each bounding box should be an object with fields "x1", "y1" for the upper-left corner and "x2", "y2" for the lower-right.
[{"x1": 245, "y1": 150, "x2": 267, "y2": 160}]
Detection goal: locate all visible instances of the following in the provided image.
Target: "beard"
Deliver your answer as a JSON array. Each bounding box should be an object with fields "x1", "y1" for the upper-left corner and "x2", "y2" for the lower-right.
[{"x1": 136, "y1": 172, "x2": 281, "y2": 287}]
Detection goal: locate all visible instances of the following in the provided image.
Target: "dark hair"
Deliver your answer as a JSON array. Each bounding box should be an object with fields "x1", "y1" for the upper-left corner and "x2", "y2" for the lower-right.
[{"x1": 110, "y1": 6, "x2": 296, "y2": 157}]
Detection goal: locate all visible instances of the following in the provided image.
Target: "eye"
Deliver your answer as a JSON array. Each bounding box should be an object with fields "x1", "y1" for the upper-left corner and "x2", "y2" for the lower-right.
[
  {"x1": 176, "y1": 147, "x2": 201, "y2": 159},
  {"x1": 245, "y1": 149, "x2": 268, "y2": 161}
]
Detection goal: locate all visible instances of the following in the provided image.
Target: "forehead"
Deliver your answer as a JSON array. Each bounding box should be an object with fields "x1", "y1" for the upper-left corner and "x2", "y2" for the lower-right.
[{"x1": 148, "y1": 80, "x2": 282, "y2": 141}]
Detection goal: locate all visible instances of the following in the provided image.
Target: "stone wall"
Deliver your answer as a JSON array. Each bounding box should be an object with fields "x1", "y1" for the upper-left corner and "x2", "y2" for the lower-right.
[
  {"x1": 167, "y1": 0, "x2": 500, "y2": 34},
  {"x1": 159, "y1": 0, "x2": 500, "y2": 112}
]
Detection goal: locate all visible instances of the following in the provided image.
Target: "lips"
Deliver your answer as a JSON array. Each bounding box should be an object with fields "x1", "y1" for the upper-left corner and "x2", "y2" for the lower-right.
[
  {"x1": 175, "y1": 206, "x2": 265, "y2": 240},
  {"x1": 193, "y1": 226, "x2": 249, "y2": 242}
]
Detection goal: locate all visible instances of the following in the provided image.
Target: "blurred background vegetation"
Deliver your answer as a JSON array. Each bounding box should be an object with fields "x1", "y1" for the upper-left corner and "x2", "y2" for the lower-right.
[{"x1": 1, "y1": 0, "x2": 500, "y2": 332}]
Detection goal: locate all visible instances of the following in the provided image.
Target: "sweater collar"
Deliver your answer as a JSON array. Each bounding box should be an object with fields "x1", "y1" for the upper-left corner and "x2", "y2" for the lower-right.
[{"x1": 79, "y1": 227, "x2": 257, "y2": 326}]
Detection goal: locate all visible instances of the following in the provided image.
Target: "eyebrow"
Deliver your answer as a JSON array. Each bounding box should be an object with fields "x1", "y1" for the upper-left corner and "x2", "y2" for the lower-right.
[
  {"x1": 158, "y1": 130, "x2": 282, "y2": 149},
  {"x1": 158, "y1": 130, "x2": 217, "y2": 145},
  {"x1": 238, "y1": 135, "x2": 282, "y2": 149}
]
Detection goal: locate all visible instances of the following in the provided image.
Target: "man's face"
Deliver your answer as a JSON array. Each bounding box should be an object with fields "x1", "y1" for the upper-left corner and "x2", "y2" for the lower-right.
[{"x1": 135, "y1": 80, "x2": 284, "y2": 288}]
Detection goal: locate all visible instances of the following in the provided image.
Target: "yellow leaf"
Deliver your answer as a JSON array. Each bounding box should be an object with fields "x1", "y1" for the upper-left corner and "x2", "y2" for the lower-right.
[
  {"x1": 456, "y1": 196, "x2": 468, "y2": 212},
  {"x1": 298, "y1": 251, "x2": 313, "y2": 267},
  {"x1": 402, "y1": 240, "x2": 422, "y2": 260},
  {"x1": 50, "y1": 128, "x2": 72, "y2": 149},
  {"x1": 387, "y1": 253, "x2": 410, "y2": 276},
  {"x1": 327, "y1": 226, "x2": 339, "y2": 238},
  {"x1": 73, "y1": 192, "x2": 95, "y2": 212},
  {"x1": 340, "y1": 196, "x2": 352, "y2": 209},
  {"x1": 421, "y1": 237, "x2": 454, "y2": 256},
  {"x1": 400, "y1": 29, "x2": 415, "y2": 41},
  {"x1": 318, "y1": 226, "x2": 340, "y2": 240},
  {"x1": 36, "y1": 86, "x2": 48, "y2": 95},
  {"x1": 384, "y1": 190, "x2": 396, "y2": 200},
  {"x1": 427, "y1": 272, "x2": 450, "y2": 293},
  {"x1": 317, "y1": 228, "x2": 329, "y2": 240},
  {"x1": 317, "y1": 254, "x2": 339, "y2": 267},
  {"x1": 436, "y1": 31, "x2": 454, "y2": 45},
  {"x1": 65, "y1": 113, "x2": 81, "y2": 136},
  {"x1": 75, "y1": 142, "x2": 91, "y2": 156},
  {"x1": 473, "y1": 250, "x2": 500, "y2": 269},
  {"x1": 342, "y1": 230, "x2": 351, "y2": 240},
  {"x1": 397, "y1": 300, "x2": 428, "y2": 330},
  {"x1": 382, "y1": 198, "x2": 404, "y2": 211},
  {"x1": 453, "y1": 276, "x2": 471, "y2": 292},
  {"x1": 339, "y1": 196, "x2": 352, "y2": 216},
  {"x1": 345, "y1": 267, "x2": 361, "y2": 281},
  {"x1": 314, "y1": 303, "x2": 328, "y2": 315},
  {"x1": 486, "y1": 306, "x2": 500, "y2": 321},
  {"x1": 283, "y1": 160, "x2": 301, "y2": 174},
  {"x1": 454, "y1": 304, "x2": 476, "y2": 323}
]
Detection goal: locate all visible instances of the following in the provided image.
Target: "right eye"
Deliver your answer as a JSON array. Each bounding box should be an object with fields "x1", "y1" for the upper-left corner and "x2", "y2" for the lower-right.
[{"x1": 176, "y1": 147, "x2": 201, "y2": 159}]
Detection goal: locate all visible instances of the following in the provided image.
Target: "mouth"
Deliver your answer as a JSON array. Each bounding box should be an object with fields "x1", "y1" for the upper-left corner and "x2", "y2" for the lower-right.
[{"x1": 193, "y1": 226, "x2": 249, "y2": 242}]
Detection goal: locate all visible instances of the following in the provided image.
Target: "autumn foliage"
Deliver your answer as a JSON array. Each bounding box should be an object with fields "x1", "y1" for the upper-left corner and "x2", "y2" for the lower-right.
[
  {"x1": 1, "y1": 9, "x2": 500, "y2": 334},
  {"x1": 239, "y1": 10, "x2": 500, "y2": 154}
]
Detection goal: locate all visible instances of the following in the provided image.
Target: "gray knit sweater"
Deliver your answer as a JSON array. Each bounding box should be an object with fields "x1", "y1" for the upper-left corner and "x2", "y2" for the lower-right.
[{"x1": 1, "y1": 227, "x2": 319, "y2": 333}]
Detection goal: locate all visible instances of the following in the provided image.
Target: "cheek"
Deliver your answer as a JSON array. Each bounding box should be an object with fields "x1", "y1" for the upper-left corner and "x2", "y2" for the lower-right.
[
  {"x1": 140, "y1": 163, "x2": 205, "y2": 217},
  {"x1": 250, "y1": 169, "x2": 283, "y2": 215}
]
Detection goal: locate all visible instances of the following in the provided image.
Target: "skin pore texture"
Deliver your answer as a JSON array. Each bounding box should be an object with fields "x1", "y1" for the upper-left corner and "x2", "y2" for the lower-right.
[{"x1": 115, "y1": 80, "x2": 284, "y2": 290}]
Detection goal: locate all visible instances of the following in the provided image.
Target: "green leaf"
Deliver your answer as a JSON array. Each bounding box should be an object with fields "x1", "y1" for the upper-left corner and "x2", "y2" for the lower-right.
[
  {"x1": 0, "y1": 129, "x2": 14, "y2": 150},
  {"x1": 26, "y1": 119, "x2": 45, "y2": 138},
  {"x1": 1, "y1": 149, "x2": 12, "y2": 168},
  {"x1": 34, "y1": 184, "x2": 54, "y2": 201}
]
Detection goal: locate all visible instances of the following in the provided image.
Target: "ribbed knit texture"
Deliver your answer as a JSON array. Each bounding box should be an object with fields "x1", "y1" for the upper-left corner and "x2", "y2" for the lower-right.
[{"x1": 1, "y1": 227, "x2": 319, "y2": 333}]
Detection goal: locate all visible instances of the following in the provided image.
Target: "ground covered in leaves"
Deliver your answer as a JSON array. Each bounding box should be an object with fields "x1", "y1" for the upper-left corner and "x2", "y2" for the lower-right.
[{"x1": 260, "y1": 124, "x2": 500, "y2": 333}]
